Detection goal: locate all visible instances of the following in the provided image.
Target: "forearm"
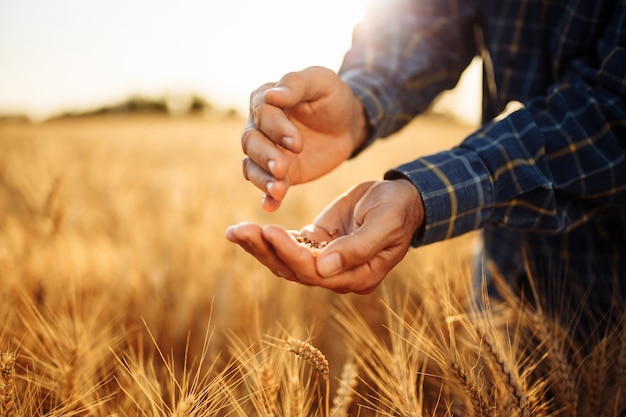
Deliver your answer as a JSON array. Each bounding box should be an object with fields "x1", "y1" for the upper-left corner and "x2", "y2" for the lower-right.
[
  {"x1": 388, "y1": 82, "x2": 626, "y2": 246},
  {"x1": 338, "y1": 0, "x2": 477, "y2": 153}
]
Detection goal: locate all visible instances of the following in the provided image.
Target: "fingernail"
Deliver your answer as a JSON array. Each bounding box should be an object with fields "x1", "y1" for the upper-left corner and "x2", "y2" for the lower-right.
[
  {"x1": 266, "y1": 181, "x2": 275, "y2": 195},
  {"x1": 269, "y1": 86, "x2": 289, "y2": 94},
  {"x1": 283, "y1": 136, "x2": 295, "y2": 150},
  {"x1": 268, "y1": 159, "x2": 276, "y2": 175},
  {"x1": 317, "y1": 252, "x2": 342, "y2": 277}
]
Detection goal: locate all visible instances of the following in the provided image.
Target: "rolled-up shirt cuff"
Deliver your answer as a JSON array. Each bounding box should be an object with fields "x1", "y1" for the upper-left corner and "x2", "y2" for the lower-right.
[
  {"x1": 340, "y1": 70, "x2": 399, "y2": 157},
  {"x1": 385, "y1": 146, "x2": 494, "y2": 247}
]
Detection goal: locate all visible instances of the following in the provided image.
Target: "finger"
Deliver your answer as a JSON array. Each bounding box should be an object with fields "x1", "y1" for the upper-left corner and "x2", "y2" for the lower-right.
[
  {"x1": 306, "y1": 182, "x2": 375, "y2": 239},
  {"x1": 318, "y1": 269, "x2": 384, "y2": 295},
  {"x1": 264, "y1": 66, "x2": 337, "y2": 109},
  {"x1": 241, "y1": 157, "x2": 289, "y2": 202},
  {"x1": 262, "y1": 225, "x2": 321, "y2": 285},
  {"x1": 278, "y1": 260, "x2": 383, "y2": 295},
  {"x1": 261, "y1": 193, "x2": 282, "y2": 212},
  {"x1": 249, "y1": 87, "x2": 302, "y2": 153},
  {"x1": 315, "y1": 181, "x2": 417, "y2": 278},
  {"x1": 298, "y1": 223, "x2": 341, "y2": 241},
  {"x1": 241, "y1": 127, "x2": 289, "y2": 180},
  {"x1": 259, "y1": 223, "x2": 384, "y2": 293},
  {"x1": 225, "y1": 222, "x2": 295, "y2": 279},
  {"x1": 314, "y1": 218, "x2": 397, "y2": 278}
]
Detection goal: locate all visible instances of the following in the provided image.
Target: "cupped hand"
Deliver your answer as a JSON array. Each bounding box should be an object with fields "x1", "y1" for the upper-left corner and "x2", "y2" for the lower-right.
[
  {"x1": 241, "y1": 66, "x2": 369, "y2": 212},
  {"x1": 225, "y1": 179, "x2": 424, "y2": 294}
]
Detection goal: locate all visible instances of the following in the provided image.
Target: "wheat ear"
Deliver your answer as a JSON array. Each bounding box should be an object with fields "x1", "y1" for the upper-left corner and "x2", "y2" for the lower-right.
[
  {"x1": 0, "y1": 353, "x2": 17, "y2": 417},
  {"x1": 330, "y1": 359, "x2": 358, "y2": 417},
  {"x1": 586, "y1": 336, "x2": 608, "y2": 417},
  {"x1": 257, "y1": 363, "x2": 279, "y2": 417},
  {"x1": 287, "y1": 337, "x2": 330, "y2": 416},
  {"x1": 289, "y1": 376, "x2": 303, "y2": 417},
  {"x1": 287, "y1": 338, "x2": 329, "y2": 380},
  {"x1": 610, "y1": 307, "x2": 626, "y2": 416},
  {"x1": 527, "y1": 312, "x2": 579, "y2": 414},
  {"x1": 448, "y1": 353, "x2": 487, "y2": 417},
  {"x1": 480, "y1": 329, "x2": 530, "y2": 416}
]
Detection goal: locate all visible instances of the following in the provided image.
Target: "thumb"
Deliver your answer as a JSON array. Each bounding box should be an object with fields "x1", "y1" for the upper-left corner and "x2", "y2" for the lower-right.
[
  {"x1": 315, "y1": 223, "x2": 390, "y2": 278},
  {"x1": 264, "y1": 66, "x2": 337, "y2": 108}
]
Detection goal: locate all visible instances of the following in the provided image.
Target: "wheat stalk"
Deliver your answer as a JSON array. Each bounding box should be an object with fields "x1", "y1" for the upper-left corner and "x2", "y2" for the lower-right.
[
  {"x1": 0, "y1": 353, "x2": 16, "y2": 417},
  {"x1": 287, "y1": 337, "x2": 330, "y2": 416},
  {"x1": 289, "y1": 375, "x2": 303, "y2": 417},
  {"x1": 477, "y1": 264, "x2": 568, "y2": 416},
  {"x1": 535, "y1": 318, "x2": 579, "y2": 415},
  {"x1": 257, "y1": 362, "x2": 279, "y2": 417},
  {"x1": 584, "y1": 336, "x2": 608, "y2": 416},
  {"x1": 330, "y1": 359, "x2": 358, "y2": 417},
  {"x1": 448, "y1": 353, "x2": 487, "y2": 417},
  {"x1": 58, "y1": 347, "x2": 78, "y2": 404},
  {"x1": 477, "y1": 323, "x2": 530, "y2": 417},
  {"x1": 605, "y1": 307, "x2": 626, "y2": 417}
]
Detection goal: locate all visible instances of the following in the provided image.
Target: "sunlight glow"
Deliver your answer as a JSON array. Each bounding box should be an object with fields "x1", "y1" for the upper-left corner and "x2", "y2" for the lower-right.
[{"x1": 0, "y1": 0, "x2": 368, "y2": 119}]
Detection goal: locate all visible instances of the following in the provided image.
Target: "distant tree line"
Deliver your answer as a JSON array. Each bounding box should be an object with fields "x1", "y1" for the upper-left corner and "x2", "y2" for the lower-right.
[
  {"x1": 0, "y1": 93, "x2": 240, "y2": 123},
  {"x1": 55, "y1": 94, "x2": 239, "y2": 118}
]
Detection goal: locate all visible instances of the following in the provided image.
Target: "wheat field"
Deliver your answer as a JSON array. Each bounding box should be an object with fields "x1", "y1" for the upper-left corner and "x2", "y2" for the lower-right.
[{"x1": 0, "y1": 113, "x2": 624, "y2": 416}]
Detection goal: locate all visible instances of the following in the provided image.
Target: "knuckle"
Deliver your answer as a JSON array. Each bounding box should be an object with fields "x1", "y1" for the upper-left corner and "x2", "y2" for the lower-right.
[
  {"x1": 249, "y1": 83, "x2": 275, "y2": 113},
  {"x1": 351, "y1": 241, "x2": 374, "y2": 260},
  {"x1": 280, "y1": 70, "x2": 301, "y2": 84},
  {"x1": 252, "y1": 101, "x2": 269, "y2": 122},
  {"x1": 241, "y1": 130, "x2": 252, "y2": 154},
  {"x1": 250, "y1": 83, "x2": 273, "y2": 102},
  {"x1": 243, "y1": 113, "x2": 256, "y2": 131},
  {"x1": 241, "y1": 157, "x2": 251, "y2": 181}
]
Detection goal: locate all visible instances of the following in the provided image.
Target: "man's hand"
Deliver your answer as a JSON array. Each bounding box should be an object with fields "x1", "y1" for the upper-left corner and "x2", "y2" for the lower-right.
[
  {"x1": 241, "y1": 66, "x2": 369, "y2": 212},
  {"x1": 225, "y1": 179, "x2": 425, "y2": 294}
]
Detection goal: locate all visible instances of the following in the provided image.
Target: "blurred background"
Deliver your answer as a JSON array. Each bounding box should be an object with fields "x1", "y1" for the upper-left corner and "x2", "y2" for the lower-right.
[
  {"x1": 0, "y1": 2, "x2": 491, "y2": 414},
  {"x1": 0, "y1": 0, "x2": 367, "y2": 120},
  {"x1": 0, "y1": 0, "x2": 480, "y2": 123}
]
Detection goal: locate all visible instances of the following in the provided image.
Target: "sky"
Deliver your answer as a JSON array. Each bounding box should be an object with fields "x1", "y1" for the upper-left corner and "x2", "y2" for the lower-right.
[{"x1": 0, "y1": 0, "x2": 369, "y2": 120}]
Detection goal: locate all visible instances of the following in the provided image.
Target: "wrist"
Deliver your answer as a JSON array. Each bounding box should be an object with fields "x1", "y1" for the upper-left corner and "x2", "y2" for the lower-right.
[
  {"x1": 384, "y1": 174, "x2": 426, "y2": 246},
  {"x1": 350, "y1": 98, "x2": 372, "y2": 156}
]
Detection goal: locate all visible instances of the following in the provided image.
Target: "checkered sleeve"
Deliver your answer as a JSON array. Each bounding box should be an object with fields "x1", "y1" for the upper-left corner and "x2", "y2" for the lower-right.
[
  {"x1": 339, "y1": 0, "x2": 477, "y2": 154},
  {"x1": 387, "y1": 77, "x2": 626, "y2": 246},
  {"x1": 343, "y1": 0, "x2": 626, "y2": 247}
]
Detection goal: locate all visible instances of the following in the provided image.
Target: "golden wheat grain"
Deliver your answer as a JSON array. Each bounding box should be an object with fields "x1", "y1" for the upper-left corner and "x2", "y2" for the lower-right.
[
  {"x1": 0, "y1": 353, "x2": 16, "y2": 417},
  {"x1": 295, "y1": 234, "x2": 328, "y2": 257},
  {"x1": 287, "y1": 338, "x2": 329, "y2": 380}
]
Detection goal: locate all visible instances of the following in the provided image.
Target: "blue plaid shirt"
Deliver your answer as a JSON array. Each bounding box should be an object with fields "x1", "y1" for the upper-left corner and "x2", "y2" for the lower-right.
[{"x1": 340, "y1": 0, "x2": 626, "y2": 318}]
